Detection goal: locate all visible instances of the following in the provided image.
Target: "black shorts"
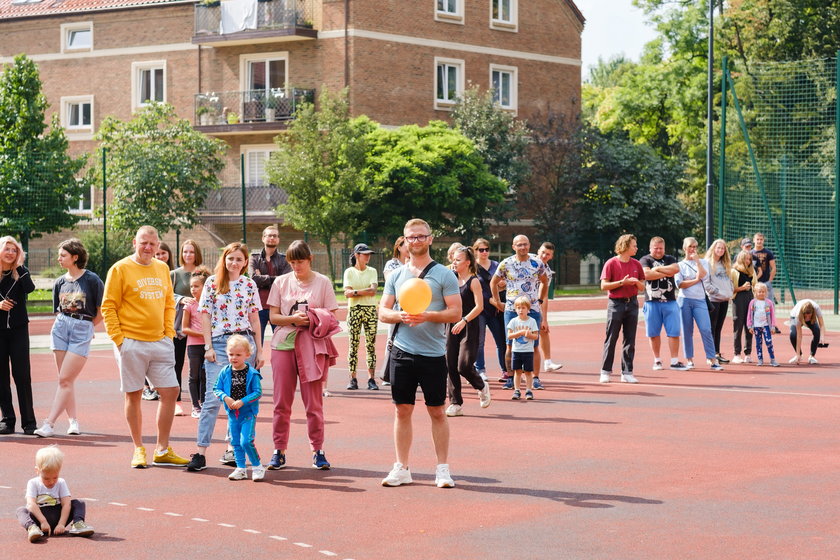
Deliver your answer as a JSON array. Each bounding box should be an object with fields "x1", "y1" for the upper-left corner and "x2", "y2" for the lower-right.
[
  {"x1": 389, "y1": 347, "x2": 447, "y2": 406},
  {"x1": 512, "y1": 351, "x2": 534, "y2": 372}
]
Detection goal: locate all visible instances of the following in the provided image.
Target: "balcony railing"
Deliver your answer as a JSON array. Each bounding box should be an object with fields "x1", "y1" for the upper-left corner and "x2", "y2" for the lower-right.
[
  {"x1": 194, "y1": 88, "x2": 315, "y2": 126},
  {"x1": 194, "y1": 0, "x2": 316, "y2": 38},
  {"x1": 201, "y1": 185, "x2": 288, "y2": 216}
]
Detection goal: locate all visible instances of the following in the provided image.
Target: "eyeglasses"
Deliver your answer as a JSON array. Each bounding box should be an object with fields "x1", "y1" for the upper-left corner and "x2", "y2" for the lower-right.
[
  {"x1": 405, "y1": 235, "x2": 429, "y2": 243},
  {"x1": 476, "y1": 248, "x2": 490, "y2": 253}
]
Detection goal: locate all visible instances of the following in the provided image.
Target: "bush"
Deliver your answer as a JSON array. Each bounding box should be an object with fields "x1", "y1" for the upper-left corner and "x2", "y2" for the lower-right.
[{"x1": 79, "y1": 230, "x2": 134, "y2": 277}]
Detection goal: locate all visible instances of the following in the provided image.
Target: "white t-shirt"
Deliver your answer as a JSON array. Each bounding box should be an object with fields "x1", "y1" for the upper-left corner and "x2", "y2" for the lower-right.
[
  {"x1": 25, "y1": 476, "x2": 70, "y2": 506},
  {"x1": 753, "y1": 300, "x2": 769, "y2": 327}
]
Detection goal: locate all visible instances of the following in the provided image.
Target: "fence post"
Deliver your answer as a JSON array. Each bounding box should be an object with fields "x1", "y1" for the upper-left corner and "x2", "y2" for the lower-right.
[
  {"x1": 834, "y1": 52, "x2": 839, "y2": 314},
  {"x1": 102, "y1": 147, "x2": 108, "y2": 278},
  {"x1": 717, "y1": 55, "x2": 727, "y2": 238},
  {"x1": 241, "y1": 152, "x2": 247, "y2": 244}
]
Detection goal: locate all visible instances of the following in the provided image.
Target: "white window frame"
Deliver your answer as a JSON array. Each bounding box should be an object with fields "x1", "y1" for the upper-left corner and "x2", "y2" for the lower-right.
[
  {"x1": 239, "y1": 51, "x2": 289, "y2": 93},
  {"x1": 434, "y1": 0, "x2": 464, "y2": 24},
  {"x1": 61, "y1": 21, "x2": 93, "y2": 52},
  {"x1": 490, "y1": 0, "x2": 518, "y2": 32},
  {"x1": 131, "y1": 60, "x2": 167, "y2": 109},
  {"x1": 61, "y1": 95, "x2": 95, "y2": 131},
  {"x1": 70, "y1": 180, "x2": 94, "y2": 215},
  {"x1": 242, "y1": 144, "x2": 277, "y2": 187},
  {"x1": 489, "y1": 64, "x2": 518, "y2": 113},
  {"x1": 434, "y1": 57, "x2": 464, "y2": 111}
]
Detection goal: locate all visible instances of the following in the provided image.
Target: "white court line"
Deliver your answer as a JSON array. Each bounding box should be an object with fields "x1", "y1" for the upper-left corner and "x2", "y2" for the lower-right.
[
  {"x1": 319, "y1": 551, "x2": 338, "y2": 556},
  {"x1": 164, "y1": 512, "x2": 183, "y2": 517},
  {"x1": 108, "y1": 502, "x2": 127, "y2": 506},
  {"x1": 192, "y1": 518, "x2": 208, "y2": 522},
  {"x1": 575, "y1": 380, "x2": 840, "y2": 399},
  {"x1": 270, "y1": 536, "x2": 288, "y2": 541},
  {"x1": 0, "y1": 485, "x2": 11, "y2": 489},
  {"x1": 137, "y1": 507, "x2": 154, "y2": 511},
  {"x1": 218, "y1": 523, "x2": 236, "y2": 527},
  {"x1": 294, "y1": 542, "x2": 313, "y2": 548},
  {"x1": 244, "y1": 529, "x2": 261, "y2": 534}
]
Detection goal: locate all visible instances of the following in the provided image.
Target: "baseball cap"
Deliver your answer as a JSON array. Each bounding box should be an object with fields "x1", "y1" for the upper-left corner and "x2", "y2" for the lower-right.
[
  {"x1": 352, "y1": 243, "x2": 375, "y2": 254},
  {"x1": 740, "y1": 238, "x2": 753, "y2": 248}
]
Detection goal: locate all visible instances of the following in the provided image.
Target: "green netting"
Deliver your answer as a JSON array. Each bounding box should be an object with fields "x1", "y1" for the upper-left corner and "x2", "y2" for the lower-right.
[{"x1": 720, "y1": 56, "x2": 838, "y2": 314}]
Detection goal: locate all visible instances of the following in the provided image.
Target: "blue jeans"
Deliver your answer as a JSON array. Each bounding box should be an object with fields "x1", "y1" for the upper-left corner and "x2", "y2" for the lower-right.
[
  {"x1": 228, "y1": 413, "x2": 260, "y2": 468},
  {"x1": 677, "y1": 297, "x2": 716, "y2": 360},
  {"x1": 196, "y1": 333, "x2": 256, "y2": 448},
  {"x1": 475, "y1": 313, "x2": 507, "y2": 373}
]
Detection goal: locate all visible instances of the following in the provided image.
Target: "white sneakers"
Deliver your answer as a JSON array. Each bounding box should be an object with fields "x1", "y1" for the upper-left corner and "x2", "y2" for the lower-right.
[
  {"x1": 599, "y1": 371, "x2": 611, "y2": 383},
  {"x1": 34, "y1": 421, "x2": 54, "y2": 438},
  {"x1": 652, "y1": 361, "x2": 664, "y2": 371},
  {"x1": 731, "y1": 355, "x2": 745, "y2": 364},
  {"x1": 251, "y1": 465, "x2": 266, "y2": 481},
  {"x1": 381, "y1": 463, "x2": 454, "y2": 488},
  {"x1": 808, "y1": 356, "x2": 819, "y2": 364},
  {"x1": 435, "y1": 464, "x2": 455, "y2": 488},
  {"x1": 478, "y1": 384, "x2": 492, "y2": 408},
  {"x1": 228, "y1": 467, "x2": 248, "y2": 480},
  {"x1": 445, "y1": 404, "x2": 463, "y2": 417},
  {"x1": 67, "y1": 418, "x2": 80, "y2": 435},
  {"x1": 544, "y1": 360, "x2": 563, "y2": 371},
  {"x1": 382, "y1": 463, "x2": 413, "y2": 487},
  {"x1": 620, "y1": 373, "x2": 639, "y2": 383}
]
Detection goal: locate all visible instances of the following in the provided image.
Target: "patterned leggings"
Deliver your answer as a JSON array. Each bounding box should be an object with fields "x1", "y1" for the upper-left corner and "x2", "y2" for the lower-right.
[
  {"x1": 347, "y1": 305, "x2": 378, "y2": 373},
  {"x1": 753, "y1": 325, "x2": 775, "y2": 361}
]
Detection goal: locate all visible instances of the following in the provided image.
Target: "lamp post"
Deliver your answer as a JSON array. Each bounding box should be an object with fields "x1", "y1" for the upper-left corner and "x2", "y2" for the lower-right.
[{"x1": 705, "y1": 0, "x2": 715, "y2": 248}]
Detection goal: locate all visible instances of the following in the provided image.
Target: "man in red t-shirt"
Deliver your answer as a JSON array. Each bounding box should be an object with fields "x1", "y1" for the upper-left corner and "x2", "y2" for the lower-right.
[{"x1": 599, "y1": 234, "x2": 645, "y2": 383}]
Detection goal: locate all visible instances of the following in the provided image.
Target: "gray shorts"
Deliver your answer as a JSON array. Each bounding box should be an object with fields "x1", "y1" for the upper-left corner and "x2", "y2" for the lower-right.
[{"x1": 116, "y1": 337, "x2": 177, "y2": 393}]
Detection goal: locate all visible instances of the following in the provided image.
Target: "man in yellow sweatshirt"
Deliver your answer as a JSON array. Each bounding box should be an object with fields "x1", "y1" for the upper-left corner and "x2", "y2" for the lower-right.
[{"x1": 102, "y1": 225, "x2": 189, "y2": 468}]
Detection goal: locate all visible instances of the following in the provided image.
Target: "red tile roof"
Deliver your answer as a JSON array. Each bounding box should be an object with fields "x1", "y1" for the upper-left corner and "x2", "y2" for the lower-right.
[{"x1": 0, "y1": 0, "x2": 190, "y2": 21}]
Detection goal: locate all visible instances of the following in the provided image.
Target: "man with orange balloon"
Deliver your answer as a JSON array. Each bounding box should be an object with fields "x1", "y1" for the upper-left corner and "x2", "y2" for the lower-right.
[{"x1": 378, "y1": 218, "x2": 462, "y2": 489}]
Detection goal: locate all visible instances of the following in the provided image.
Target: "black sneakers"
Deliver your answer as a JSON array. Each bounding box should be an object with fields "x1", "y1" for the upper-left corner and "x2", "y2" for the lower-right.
[
  {"x1": 347, "y1": 378, "x2": 359, "y2": 390},
  {"x1": 186, "y1": 453, "x2": 207, "y2": 471}
]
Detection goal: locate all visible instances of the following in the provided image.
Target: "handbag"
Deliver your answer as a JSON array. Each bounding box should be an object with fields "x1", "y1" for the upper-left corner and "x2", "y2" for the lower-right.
[{"x1": 380, "y1": 260, "x2": 440, "y2": 382}]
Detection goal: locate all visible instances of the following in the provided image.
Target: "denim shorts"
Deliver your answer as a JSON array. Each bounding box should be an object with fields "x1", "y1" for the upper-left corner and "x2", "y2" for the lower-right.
[{"x1": 50, "y1": 313, "x2": 95, "y2": 357}]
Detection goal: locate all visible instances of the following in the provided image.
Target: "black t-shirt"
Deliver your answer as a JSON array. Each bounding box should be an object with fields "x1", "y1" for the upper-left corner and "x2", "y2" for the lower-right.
[
  {"x1": 52, "y1": 270, "x2": 104, "y2": 319},
  {"x1": 751, "y1": 248, "x2": 775, "y2": 282},
  {"x1": 230, "y1": 367, "x2": 248, "y2": 401},
  {"x1": 639, "y1": 254, "x2": 677, "y2": 302}
]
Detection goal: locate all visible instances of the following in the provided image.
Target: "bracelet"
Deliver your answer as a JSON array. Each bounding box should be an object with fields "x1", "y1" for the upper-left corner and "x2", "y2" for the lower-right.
[{"x1": 462, "y1": 317, "x2": 468, "y2": 323}]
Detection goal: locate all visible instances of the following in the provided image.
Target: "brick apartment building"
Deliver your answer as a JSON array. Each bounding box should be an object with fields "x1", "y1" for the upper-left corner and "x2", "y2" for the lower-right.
[{"x1": 0, "y1": 0, "x2": 583, "y2": 278}]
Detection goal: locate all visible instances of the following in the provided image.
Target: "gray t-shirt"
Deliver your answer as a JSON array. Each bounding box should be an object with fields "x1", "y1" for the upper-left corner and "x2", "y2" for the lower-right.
[{"x1": 384, "y1": 263, "x2": 459, "y2": 357}]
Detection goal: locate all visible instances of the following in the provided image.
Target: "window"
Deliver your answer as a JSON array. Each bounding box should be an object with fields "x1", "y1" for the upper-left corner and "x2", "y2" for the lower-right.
[
  {"x1": 435, "y1": 0, "x2": 463, "y2": 23},
  {"x1": 61, "y1": 22, "x2": 93, "y2": 52},
  {"x1": 435, "y1": 58, "x2": 464, "y2": 109},
  {"x1": 132, "y1": 61, "x2": 166, "y2": 108},
  {"x1": 240, "y1": 53, "x2": 289, "y2": 121},
  {"x1": 243, "y1": 145, "x2": 276, "y2": 187},
  {"x1": 490, "y1": 65, "x2": 517, "y2": 111},
  {"x1": 60, "y1": 96, "x2": 94, "y2": 135},
  {"x1": 70, "y1": 182, "x2": 93, "y2": 214},
  {"x1": 490, "y1": 0, "x2": 517, "y2": 30}
]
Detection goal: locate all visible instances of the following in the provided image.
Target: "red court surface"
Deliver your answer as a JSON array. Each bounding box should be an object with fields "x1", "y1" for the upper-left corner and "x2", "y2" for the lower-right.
[{"x1": 2, "y1": 299, "x2": 839, "y2": 559}]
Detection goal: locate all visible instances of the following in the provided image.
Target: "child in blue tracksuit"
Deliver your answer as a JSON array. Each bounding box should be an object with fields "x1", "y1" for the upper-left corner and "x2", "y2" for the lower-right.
[{"x1": 214, "y1": 335, "x2": 265, "y2": 481}]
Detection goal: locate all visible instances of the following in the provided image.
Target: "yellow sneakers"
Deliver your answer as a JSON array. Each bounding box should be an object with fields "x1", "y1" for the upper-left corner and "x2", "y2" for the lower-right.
[
  {"x1": 152, "y1": 446, "x2": 189, "y2": 466},
  {"x1": 131, "y1": 446, "x2": 147, "y2": 468}
]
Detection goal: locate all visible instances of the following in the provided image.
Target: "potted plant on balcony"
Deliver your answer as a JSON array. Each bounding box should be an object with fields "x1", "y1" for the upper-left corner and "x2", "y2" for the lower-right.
[
  {"x1": 200, "y1": 0, "x2": 220, "y2": 7},
  {"x1": 265, "y1": 92, "x2": 279, "y2": 122},
  {"x1": 226, "y1": 111, "x2": 240, "y2": 124},
  {"x1": 196, "y1": 105, "x2": 212, "y2": 126}
]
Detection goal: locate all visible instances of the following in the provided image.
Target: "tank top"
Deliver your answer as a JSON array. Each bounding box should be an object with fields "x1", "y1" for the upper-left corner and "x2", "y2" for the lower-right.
[{"x1": 459, "y1": 275, "x2": 477, "y2": 315}]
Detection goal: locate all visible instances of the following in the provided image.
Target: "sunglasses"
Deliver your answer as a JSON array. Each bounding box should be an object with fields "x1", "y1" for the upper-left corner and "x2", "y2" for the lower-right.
[{"x1": 476, "y1": 248, "x2": 490, "y2": 253}]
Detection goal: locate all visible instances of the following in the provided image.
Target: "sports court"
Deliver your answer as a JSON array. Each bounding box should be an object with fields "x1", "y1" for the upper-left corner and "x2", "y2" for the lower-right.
[{"x1": 1, "y1": 297, "x2": 838, "y2": 559}]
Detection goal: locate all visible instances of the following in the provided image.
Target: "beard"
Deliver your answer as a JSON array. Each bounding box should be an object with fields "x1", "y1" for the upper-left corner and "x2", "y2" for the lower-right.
[{"x1": 408, "y1": 243, "x2": 429, "y2": 257}]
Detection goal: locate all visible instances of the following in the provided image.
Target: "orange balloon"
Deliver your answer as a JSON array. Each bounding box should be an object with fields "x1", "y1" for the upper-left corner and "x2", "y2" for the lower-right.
[{"x1": 398, "y1": 278, "x2": 432, "y2": 315}]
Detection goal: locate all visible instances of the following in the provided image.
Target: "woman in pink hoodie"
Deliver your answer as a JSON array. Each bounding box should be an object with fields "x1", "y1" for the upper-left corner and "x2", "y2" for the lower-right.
[{"x1": 267, "y1": 241, "x2": 338, "y2": 471}]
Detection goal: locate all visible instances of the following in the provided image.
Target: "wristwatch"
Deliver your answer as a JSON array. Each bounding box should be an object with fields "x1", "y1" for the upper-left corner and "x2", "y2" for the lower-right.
[
  {"x1": 538, "y1": 299, "x2": 544, "y2": 304},
  {"x1": 204, "y1": 343, "x2": 212, "y2": 351}
]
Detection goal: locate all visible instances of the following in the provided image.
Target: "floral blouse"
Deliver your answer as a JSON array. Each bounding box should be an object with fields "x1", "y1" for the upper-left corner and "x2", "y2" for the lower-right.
[{"x1": 198, "y1": 275, "x2": 261, "y2": 337}]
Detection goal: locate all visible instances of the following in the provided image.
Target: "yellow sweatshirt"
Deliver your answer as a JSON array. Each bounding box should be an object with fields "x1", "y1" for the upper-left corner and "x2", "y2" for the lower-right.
[{"x1": 102, "y1": 256, "x2": 176, "y2": 346}]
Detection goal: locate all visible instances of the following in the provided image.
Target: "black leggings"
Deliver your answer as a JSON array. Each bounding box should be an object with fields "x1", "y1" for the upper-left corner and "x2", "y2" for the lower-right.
[
  {"x1": 789, "y1": 321, "x2": 820, "y2": 356},
  {"x1": 709, "y1": 300, "x2": 729, "y2": 355},
  {"x1": 187, "y1": 344, "x2": 206, "y2": 409},
  {"x1": 173, "y1": 336, "x2": 187, "y2": 401},
  {"x1": 17, "y1": 499, "x2": 86, "y2": 530},
  {"x1": 446, "y1": 320, "x2": 486, "y2": 406}
]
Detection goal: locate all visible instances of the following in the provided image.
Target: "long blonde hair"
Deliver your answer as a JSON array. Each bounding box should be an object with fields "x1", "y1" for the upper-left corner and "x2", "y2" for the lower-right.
[
  {"x1": 796, "y1": 301, "x2": 816, "y2": 325},
  {"x1": 733, "y1": 250, "x2": 755, "y2": 275},
  {"x1": 704, "y1": 238, "x2": 732, "y2": 274},
  {"x1": 0, "y1": 236, "x2": 26, "y2": 280}
]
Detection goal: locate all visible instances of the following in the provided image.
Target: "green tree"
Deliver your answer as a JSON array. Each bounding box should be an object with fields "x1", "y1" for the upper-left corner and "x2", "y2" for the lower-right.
[
  {"x1": 267, "y1": 89, "x2": 381, "y2": 281},
  {"x1": 90, "y1": 102, "x2": 226, "y2": 234},
  {"x1": 364, "y1": 121, "x2": 507, "y2": 240},
  {"x1": 0, "y1": 54, "x2": 86, "y2": 247},
  {"x1": 451, "y1": 86, "x2": 530, "y2": 223},
  {"x1": 575, "y1": 128, "x2": 699, "y2": 260}
]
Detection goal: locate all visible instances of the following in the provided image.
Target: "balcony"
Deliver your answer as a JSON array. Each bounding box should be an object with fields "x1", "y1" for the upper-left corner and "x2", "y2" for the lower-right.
[
  {"x1": 194, "y1": 88, "x2": 315, "y2": 134},
  {"x1": 193, "y1": 0, "x2": 317, "y2": 46},
  {"x1": 201, "y1": 185, "x2": 288, "y2": 222}
]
